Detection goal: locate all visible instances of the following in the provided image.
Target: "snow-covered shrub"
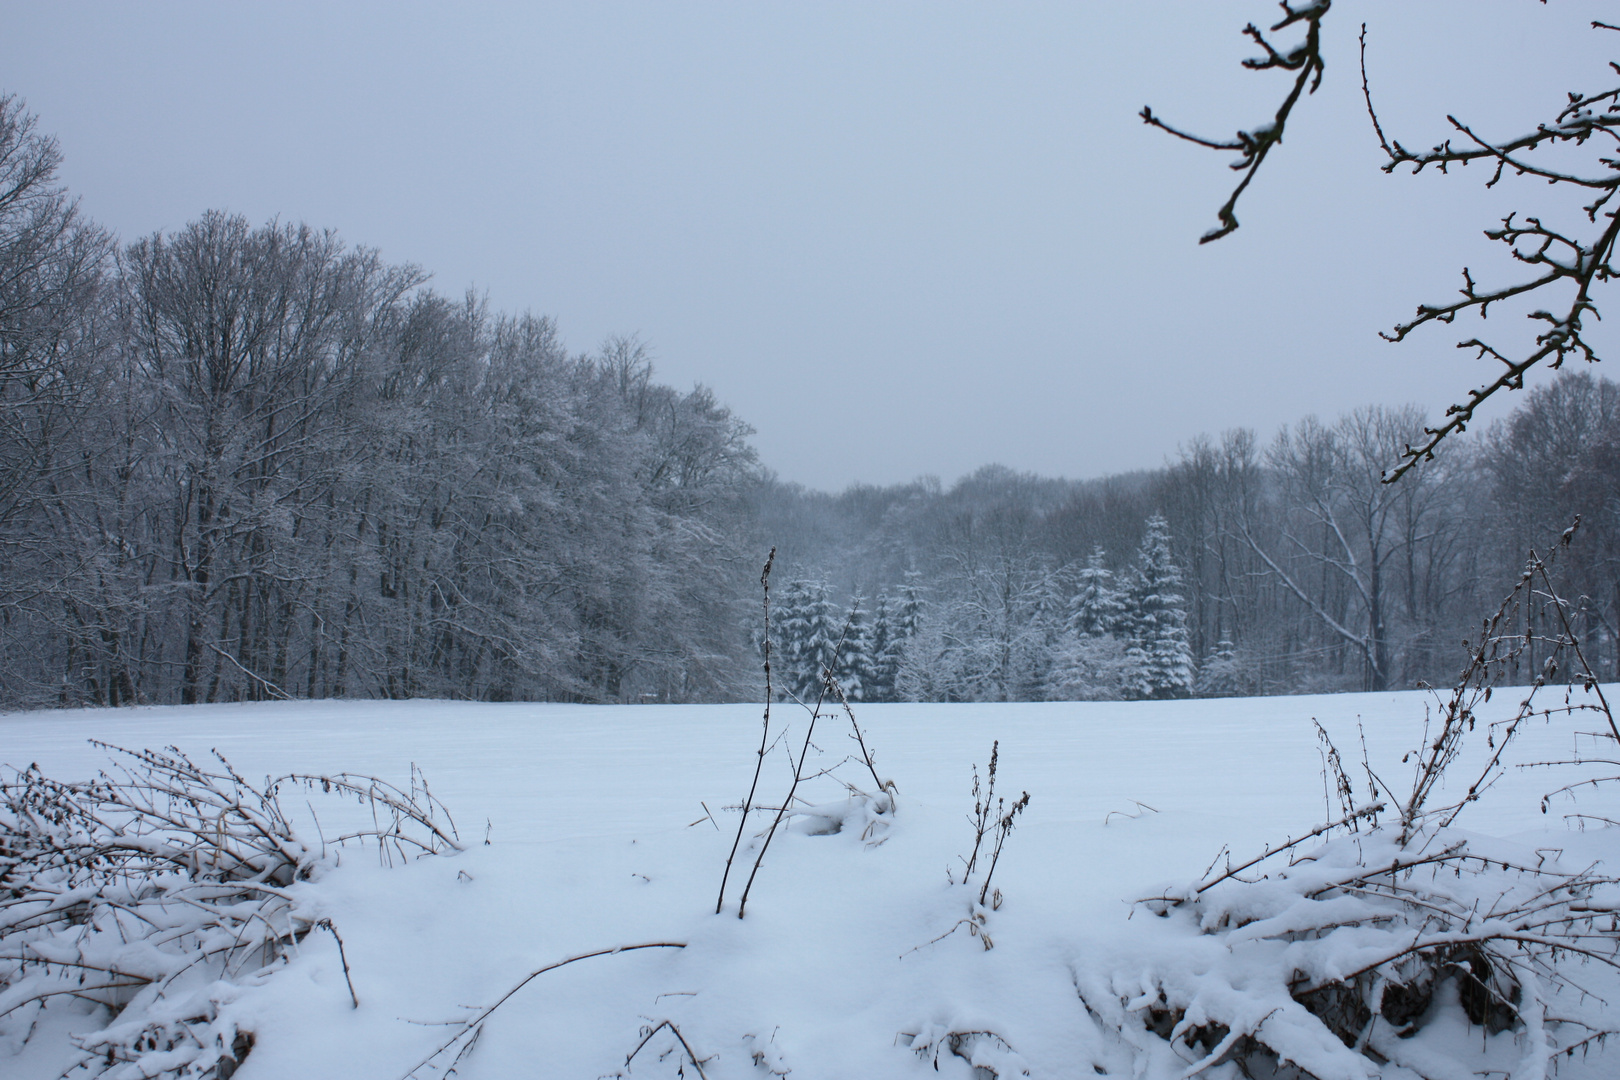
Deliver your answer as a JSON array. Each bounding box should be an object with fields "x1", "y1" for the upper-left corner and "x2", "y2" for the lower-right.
[
  {"x1": 0, "y1": 744, "x2": 459, "y2": 1079},
  {"x1": 1075, "y1": 530, "x2": 1620, "y2": 1078},
  {"x1": 1194, "y1": 639, "x2": 1255, "y2": 698},
  {"x1": 900, "y1": 1024, "x2": 1032, "y2": 1079},
  {"x1": 1077, "y1": 820, "x2": 1620, "y2": 1079},
  {"x1": 1047, "y1": 632, "x2": 1134, "y2": 701}
]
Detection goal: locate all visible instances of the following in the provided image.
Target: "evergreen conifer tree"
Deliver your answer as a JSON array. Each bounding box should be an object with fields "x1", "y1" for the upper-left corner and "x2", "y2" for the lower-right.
[
  {"x1": 1121, "y1": 515, "x2": 1194, "y2": 699},
  {"x1": 773, "y1": 578, "x2": 818, "y2": 701},
  {"x1": 1067, "y1": 547, "x2": 1126, "y2": 639},
  {"x1": 1196, "y1": 638, "x2": 1252, "y2": 697},
  {"x1": 884, "y1": 571, "x2": 927, "y2": 701},
  {"x1": 840, "y1": 597, "x2": 871, "y2": 701},
  {"x1": 863, "y1": 594, "x2": 897, "y2": 703},
  {"x1": 774, "y1": 577, "x2": 865, "y2": 702},
  {"x1": 895, "y1": 571, "x2": 925, "y2": 639},
  {"x1": 798, "y1": 581, "x2": 846, "y2": 702}
]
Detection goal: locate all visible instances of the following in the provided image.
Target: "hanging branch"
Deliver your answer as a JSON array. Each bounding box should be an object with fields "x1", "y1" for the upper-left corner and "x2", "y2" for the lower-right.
[
  {"x1": 1141, "y1": 1, "x2": 1331, "y2": 243},
  {"x1": 1359, "y1": 19, "x2": 1620, "y2": 480},
  {"x1": 1152, "y1": 11, "x2": 1620, "y2": 482}
]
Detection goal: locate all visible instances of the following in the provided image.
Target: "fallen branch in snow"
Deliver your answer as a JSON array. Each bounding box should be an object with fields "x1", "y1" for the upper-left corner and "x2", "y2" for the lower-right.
[
  {"x1": 1134, "y1": 803, "x2": 1384, "y2": 904},
  {"x1": 1089, "y1": 824, "x2": 1620, "y2": 1079},
  {"x1": 396, "y1": 942, "x2": 688, "y2": 1080},
  {"x1": 0, "y1": 744, "x2": 458, "y2": 1080},
  {"x1": 613, "y1": 1019, "x2": 713, "y2": 1079},
  {"x1": 1102, "y1": 800, "x2": 1158, "y2": 826},
  {"x1": 901, "y1": 910, "x2": 995, "y2": 957}
]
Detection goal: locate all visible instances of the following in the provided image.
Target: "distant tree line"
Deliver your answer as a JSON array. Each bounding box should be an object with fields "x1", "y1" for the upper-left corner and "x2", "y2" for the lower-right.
[
  {"x1": 4, "y1": 93, "x2": 1617, "y2": 709},
  {"x1": 763, "y1": 385, "x2": 1620, "y2": 702}
]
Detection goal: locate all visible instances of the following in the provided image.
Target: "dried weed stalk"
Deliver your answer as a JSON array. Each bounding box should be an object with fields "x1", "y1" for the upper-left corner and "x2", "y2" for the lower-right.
[
  {"x1": 921, "y1": 742, "x2": 1030, "y2": 955},
  {"x1": 955, "y1": 741, "x2": 1030, "y2": 911},
  {"x1": 719, "y1": 555, "x2": 895, "y2": 918},
  {"x1": 611, "y1": 1019, "x2": 713, "y2": 1079},
  {"x1": 717, "y1": 547, "x2": 777, "y2": 915}
]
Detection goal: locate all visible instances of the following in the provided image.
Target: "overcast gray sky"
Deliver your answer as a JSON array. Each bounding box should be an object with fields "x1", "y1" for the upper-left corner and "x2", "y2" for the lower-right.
[{"x1": 5, "y1": 1, "x2": 1615, "y2": 490}]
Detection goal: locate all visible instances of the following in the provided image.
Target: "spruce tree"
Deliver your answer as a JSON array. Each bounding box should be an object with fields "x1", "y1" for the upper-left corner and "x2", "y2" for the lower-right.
[
  {"x1": 773, "y1": 578, "x2": 818, "y2": 701},
  {"x1": 863, "y1": 594, "x2": 897, "y2": 703},
  {"x1": 885, "y1": 571, "x2": 927, "y2": 701},
  {"x1": 1196, "y1": 638, "x2": 1252, "y2": 697},
  {"x1": 798, "y1": 581, "x2": 846, "y2": 702},
  {"x1": 1122, "y1": 515, "x2": 1194, "y2": 699},
  {"x1": 774, "y1": 578, "x2": 866, "y2": 702},
  {"x1": 1067, "y1": 547, "x2": 1126, "y2": 639},
  {"x1": 840, "y1": 597, "x2": 871, "y2": 701}
]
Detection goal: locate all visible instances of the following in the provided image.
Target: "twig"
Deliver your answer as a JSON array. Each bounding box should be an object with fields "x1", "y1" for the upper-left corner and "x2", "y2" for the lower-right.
[
  {"x1": 1142, "y1": 1, "x2": 1331, "y2": 242},
  {"x1": 1187, "y1": 804, "x2": 1385, "y2": 897},
  {"x1": 734, "y1": 612, "x2": 853, "y2": 918},
  {"x1": 829, "y1": 676, "x2": 886, "y2": 795},
  {"x1": 718, "y1": 548, "x2": 775, "y2": 915},
  {"x1": 621, "y1": 1019, "x2": 711, "y2": 1079},
  {"x1": 397, "y1": 943, "x2": 687, "y2": 1079},
  {"x1": 316, "y1": 918, "x2": 359, "y2": 1008}
]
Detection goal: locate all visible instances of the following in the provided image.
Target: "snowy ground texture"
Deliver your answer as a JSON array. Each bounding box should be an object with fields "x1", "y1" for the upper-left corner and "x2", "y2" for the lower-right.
[{"x1": 4, "y1": 689, "x2": 1620, "y2": 1080}]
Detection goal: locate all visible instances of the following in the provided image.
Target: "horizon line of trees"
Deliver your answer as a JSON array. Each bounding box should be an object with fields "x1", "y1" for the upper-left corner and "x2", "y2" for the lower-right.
[
  {"x1": 760, "y1": 382, "x2": 1620, "y2": 703},
  {"x1": 4, "y1": 92, "x2": 1618, "y2": 711}
]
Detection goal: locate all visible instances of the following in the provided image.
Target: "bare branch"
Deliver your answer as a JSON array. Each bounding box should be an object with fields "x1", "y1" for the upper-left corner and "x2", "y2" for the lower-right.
[{"x1": 1143, "y1": 1, "x2": 1331, "y2": 242}]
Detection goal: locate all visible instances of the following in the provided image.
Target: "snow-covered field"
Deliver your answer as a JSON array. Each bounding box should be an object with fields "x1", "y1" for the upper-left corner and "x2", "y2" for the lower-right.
[{"x1": 5, "y1": 690, "x2": 1619, "y2": 1079}]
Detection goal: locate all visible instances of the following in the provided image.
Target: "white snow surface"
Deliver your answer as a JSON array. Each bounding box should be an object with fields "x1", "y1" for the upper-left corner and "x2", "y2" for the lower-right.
[{"x1": 4, "y1": 689, "x2": 1619, "y2": 1079}]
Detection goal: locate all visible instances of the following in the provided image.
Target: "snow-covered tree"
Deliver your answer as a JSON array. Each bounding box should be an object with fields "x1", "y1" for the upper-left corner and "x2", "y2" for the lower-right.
[
  {"x1": 1121, "y1": 514, "x2": 1193, "y2": 699},
  {"x1": 1195, "y1": 638, "x2": 1254, "y2": 698},
  {"x1": 1047, "y1": 634, "x2": 1134, "y2": 701},
  {"x1": 774, "y1": 577, "x2": 850, "y2": 702},
  {"x1": 840, "y1": 597, "x2": 871, "y2": 701},
  {"x1": 1043, "y1": 548, "x2": 1132, "y2": 701},
  {"x1": 1066, "y1": 547, "x2": 1125, "y2": 639},
  {"x1": 876, "y1": 572, "x2": 927, "y2": 701},
  {"x1": 894, "y1": 571, "x2": 925, "y2": 640},
  {"x1": 894, "y1": 599, "x2": 997, "y2": 703},
  {"x1": 861, "y1": 594, "x2": 898, "y2": 703}
]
